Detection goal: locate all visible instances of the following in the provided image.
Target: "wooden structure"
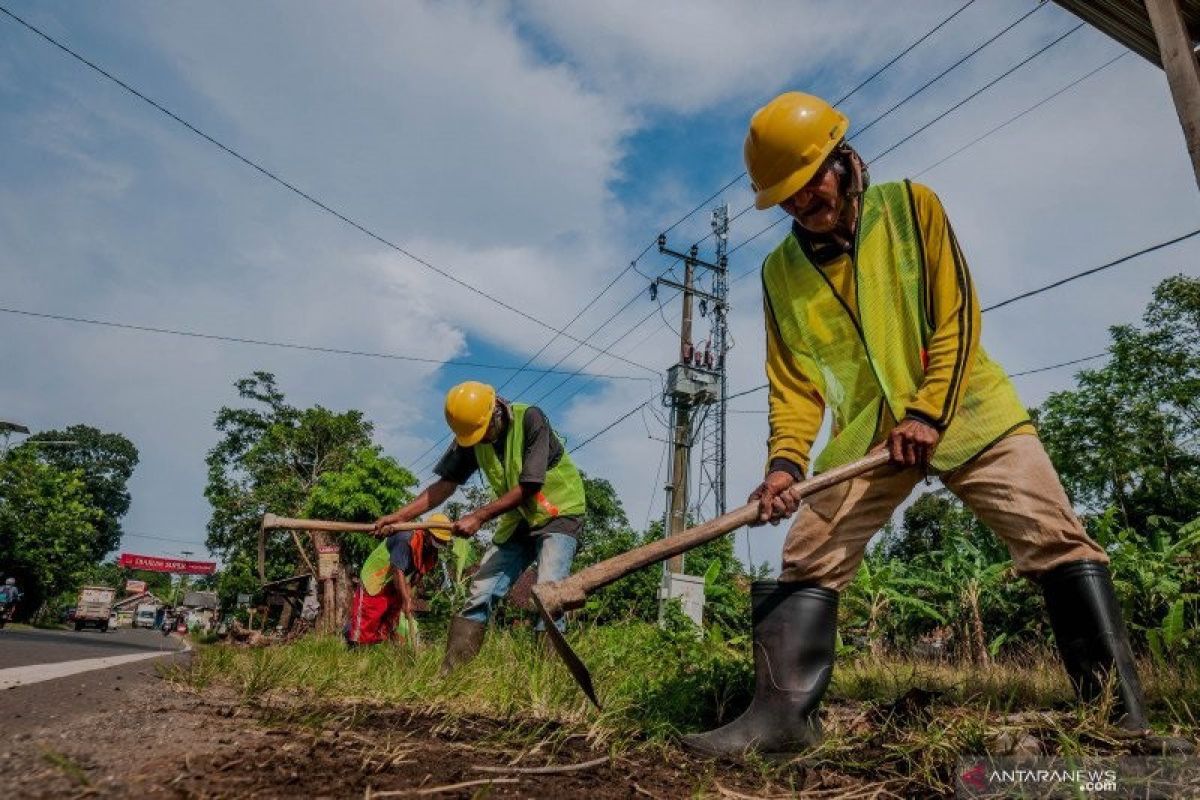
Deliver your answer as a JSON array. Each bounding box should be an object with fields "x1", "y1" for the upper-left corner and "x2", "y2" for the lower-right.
[{"x1": 1053, "y1": 0, "x2": 1200, "y2": 189}]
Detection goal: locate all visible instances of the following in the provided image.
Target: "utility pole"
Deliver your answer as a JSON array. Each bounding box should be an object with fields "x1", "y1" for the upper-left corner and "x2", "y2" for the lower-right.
[
  {"x1": 1144, "y1": 0, "x2": 1200, "y2": 191},
  {"x1": 652, "y1": 214, "x2": 728, "y2": 623}
]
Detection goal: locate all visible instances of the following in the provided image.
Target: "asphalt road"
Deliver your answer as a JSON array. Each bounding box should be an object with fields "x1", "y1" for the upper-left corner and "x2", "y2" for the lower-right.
[
  {"x1": 0, "y1": 626, "x2": 189, "y2": 737},
  {"x1": 0, "y1": 625, "x2": 182, "y2": 669}
]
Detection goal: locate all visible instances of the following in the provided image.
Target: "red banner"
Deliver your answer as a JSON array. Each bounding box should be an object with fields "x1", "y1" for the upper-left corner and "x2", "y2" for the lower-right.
[{"x1": 119, "y1": 553, "x2": 216, "y2": 575}]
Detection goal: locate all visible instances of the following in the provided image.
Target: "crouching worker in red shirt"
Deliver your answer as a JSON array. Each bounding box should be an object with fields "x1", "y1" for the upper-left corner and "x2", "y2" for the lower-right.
[{"x1": 345, "y1": 513, "x2": 451, "y2": 647}]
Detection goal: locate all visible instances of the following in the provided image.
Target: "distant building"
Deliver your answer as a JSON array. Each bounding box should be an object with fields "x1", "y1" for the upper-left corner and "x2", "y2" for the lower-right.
[
  {"x1": 181, "y1": 590, "x2": 220, "y2": 632},
  {"x1": 111, "y1": 592, "x2": 163, "y2": 628}
]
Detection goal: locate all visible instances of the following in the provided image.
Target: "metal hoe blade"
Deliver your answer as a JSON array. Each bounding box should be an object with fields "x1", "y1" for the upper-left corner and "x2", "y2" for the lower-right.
[{"x1": 531, "y1": 587, "x2": 601, "y2": 709}]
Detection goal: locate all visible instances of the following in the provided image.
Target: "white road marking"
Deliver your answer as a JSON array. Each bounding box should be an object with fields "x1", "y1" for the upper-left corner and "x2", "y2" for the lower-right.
[{"x1": 0, "y1": 642, "x2": 188, "y2": 690}]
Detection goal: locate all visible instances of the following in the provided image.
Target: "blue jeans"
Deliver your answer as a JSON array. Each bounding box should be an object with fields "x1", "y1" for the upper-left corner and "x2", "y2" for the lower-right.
[{"x1": 461, "y1": 531, "x2": 578, "y2": 631}]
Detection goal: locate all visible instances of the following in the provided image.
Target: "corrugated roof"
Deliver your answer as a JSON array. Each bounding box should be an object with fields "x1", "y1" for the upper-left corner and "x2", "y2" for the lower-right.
[
  {"x1": 1052, "y1": 0, "x2": 1200, "y2": 66},
  {"x1": 182, "y1": 590, "x2": 220, "y2": 609}
]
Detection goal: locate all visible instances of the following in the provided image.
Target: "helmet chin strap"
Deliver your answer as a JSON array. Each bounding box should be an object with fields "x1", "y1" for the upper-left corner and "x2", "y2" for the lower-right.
[{"x1": 831, "y1": 142, "x2": 868, "y2": 235}]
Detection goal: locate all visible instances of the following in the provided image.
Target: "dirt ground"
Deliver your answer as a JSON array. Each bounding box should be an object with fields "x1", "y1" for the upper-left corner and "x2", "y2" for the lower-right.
[{"x1": 1, "y1": 671, "x2": 879, "y2": 799}]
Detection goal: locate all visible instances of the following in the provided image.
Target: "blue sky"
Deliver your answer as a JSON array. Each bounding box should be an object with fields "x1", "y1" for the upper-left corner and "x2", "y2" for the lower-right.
[{"x1": 1, "y1": 1, "x2": 1197, "y2": 569}]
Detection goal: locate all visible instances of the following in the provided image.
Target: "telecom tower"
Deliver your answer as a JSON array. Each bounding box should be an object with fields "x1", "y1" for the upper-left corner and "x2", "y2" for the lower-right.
[{"x1": 652, "y1": 204, "x2": 730, "y2": 624}]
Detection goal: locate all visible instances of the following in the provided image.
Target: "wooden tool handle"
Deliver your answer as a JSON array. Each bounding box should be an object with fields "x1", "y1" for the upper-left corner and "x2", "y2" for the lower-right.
[
  {"x1": 260, "y1": 513, "x2": 453, "y2": 533},
  {"x1": 535, "y1": 450, "x2": 890, "y2": 614}
]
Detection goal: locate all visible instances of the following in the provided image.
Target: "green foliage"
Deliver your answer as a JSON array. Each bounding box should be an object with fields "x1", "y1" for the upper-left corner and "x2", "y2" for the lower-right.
[
  {"x1": 1039, "y1": 274, "x2": 1200, "y2": 531},
  {"x1": 0, "y1": 449, "x2": 103, "y2": 615},
  {"x1": 204, "y1": 371, "x2": 376, "y2": 582},
  {"x1": 303, "y1": 446, "x2": 418, "y2": 570},
  {"x1": 21, "y1": 425, "x2": 138, "y2": 562},
  {"x1": 1099, "y1": 509, "x2": 1200, "y2": 660}
]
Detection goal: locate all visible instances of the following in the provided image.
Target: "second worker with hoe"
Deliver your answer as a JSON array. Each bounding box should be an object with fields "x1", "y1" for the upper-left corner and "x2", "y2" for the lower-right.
[
  {"x1": 683, "y1": 92, "x2": 1168, "y2": 757},
  {"x1": 374, "y1": 381, "x2": 587, "y2": 673}
]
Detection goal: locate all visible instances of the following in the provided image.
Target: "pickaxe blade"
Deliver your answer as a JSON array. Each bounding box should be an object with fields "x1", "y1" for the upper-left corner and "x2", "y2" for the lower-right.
[
  {"x1": 531, "y1": 584, "x2": 601, "y2": 709},
  {"x1": 528, "y1": 451, "x2": 890, "y2": 709}
]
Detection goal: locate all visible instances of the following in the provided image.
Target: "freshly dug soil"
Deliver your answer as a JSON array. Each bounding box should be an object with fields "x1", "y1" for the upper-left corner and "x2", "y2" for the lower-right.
[{"x1": 1, "y1": 674, "x2": 879, "y2": 799}]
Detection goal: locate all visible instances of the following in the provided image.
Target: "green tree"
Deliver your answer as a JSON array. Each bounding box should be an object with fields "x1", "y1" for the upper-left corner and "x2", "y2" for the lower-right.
[
  {"x1": 303, "y1": 446, "x2": 418, "y2": 570},
  {"x1": 204, "y1": 371, "x2": 377, "y2": 629},
  {"x1": 205, "y1": 372, "x2": 373, "y2": 567},
  {"x1": 1039, "y1": 275, "x2": 1200, "y2": 531},
  {"x1": 22, "y1": 425, "x2": 138, "y2": 561},
  {"x1": 0, "y1": 450, "x2": 102, "y2": 617}
]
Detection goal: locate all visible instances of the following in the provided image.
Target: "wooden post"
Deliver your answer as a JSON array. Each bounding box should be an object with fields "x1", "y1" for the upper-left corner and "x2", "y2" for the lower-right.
[{"x1": 1145, "y1": 0, "x2": 1200, "y2": 190}]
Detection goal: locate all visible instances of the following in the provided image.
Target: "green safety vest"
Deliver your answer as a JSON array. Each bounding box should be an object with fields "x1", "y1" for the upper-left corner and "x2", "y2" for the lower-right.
[
  {"x1": 762, "y1": 180, "x2": 1030, "y2": 474},
  {"x1": 474, "y1": 404, "x2": 587, "y2": 544}
]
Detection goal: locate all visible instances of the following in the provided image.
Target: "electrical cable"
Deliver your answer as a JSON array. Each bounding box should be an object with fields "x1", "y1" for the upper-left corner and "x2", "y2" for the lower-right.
[
  {"x1": 848, "y1": 2, "x2": 1047, "y2": 143},
  {"x1": 912, "y1": 51, "x2": 1128, "y2": 178},
  {"x1": 1008, "y1": 352, "x2": 1106, "y2": 377},
  {"x1": 0, "y1": 4, "x2": 659, "y2": 377},
  {"x1": 983, "y1": 229, "x2": 1200, "y2": 312},
  {"x1": 0, "y1": 305, "x2": 648, "y2": 381},
  {"x1": 833, "y1": 0, "x2": 979, "y2": 107},
  {"x1": 868, "y1": 22, "x2": 1085, "y2": 165},
  {"x1": 645, "y1": 434, "x2": 670, "y2": 530}
]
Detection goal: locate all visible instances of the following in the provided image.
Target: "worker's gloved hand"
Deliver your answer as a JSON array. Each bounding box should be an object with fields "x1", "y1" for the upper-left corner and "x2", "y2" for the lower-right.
[
  {"x1": 372, "y1": 512, "x2": 410, "y2": 537},
  {"x1": 748, "y1": 470, "x2": 800, "y2": 526},
  {"x1": 886, "y1": 417, "x2": 941, "y2": 468},
  {"x1": 452, "y1": 512, "x2": 485, "y2": 539}
]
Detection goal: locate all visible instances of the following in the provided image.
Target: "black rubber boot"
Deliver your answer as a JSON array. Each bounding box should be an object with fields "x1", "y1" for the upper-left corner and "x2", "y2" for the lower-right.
[
  {"x1": 682, "y1": 580, "x2": 837, "y2": 758},
  {"x1": 1041, "y1": 561, "x2": 1149, "y2": 731},
  {"x1": 439, "y1": 616, "x2": 485, "y2": 676}
]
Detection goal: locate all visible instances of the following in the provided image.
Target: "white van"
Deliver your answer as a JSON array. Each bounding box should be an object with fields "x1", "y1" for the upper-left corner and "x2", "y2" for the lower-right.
[{"x1": 134, "y1": 604, "x2": 158, "y2": 629}]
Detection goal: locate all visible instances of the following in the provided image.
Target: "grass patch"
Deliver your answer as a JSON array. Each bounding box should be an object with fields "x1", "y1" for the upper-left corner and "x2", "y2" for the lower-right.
[
  {"x1": 177, "y1": 625, "x2": 1200, "y2": 796},
  {"x1": 40, "y1": 749, "x2": 90, "y2": 786}
]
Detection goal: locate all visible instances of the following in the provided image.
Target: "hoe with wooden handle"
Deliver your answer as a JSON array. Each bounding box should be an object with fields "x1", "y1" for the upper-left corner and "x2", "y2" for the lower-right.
[
  {"x1": 257, "y1": 514, "x2": 456, "y2": 581},
  {"x1": 531, "y1": 450, "x2": 890, "y2": 709}
]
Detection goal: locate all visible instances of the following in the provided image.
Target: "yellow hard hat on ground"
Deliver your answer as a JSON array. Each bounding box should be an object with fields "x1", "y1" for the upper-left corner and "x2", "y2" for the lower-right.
[
  {"x1": 745, "y1": 92, "x2": 849, "y2": 209},
  {"x1": 424, "y1": 512, "x2": 453, "y2": 544},
  {"x1": 444, "y1": 381, "x2": 496, "y2": 447}
]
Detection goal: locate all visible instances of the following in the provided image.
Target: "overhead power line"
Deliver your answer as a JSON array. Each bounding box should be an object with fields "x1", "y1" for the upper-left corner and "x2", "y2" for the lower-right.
[
  {"x1": 122, "y1": 531, "x2": 210, "y2": 547},
  {"x1": 832, "y1": 0, "x2": 979, "y2": 107},
  {"x1": 983, "y1": 229, "x2": 1200, "y2": 312},
  {"x1": 868, "y1": 22, "x2": 1085, "y2": 164},
  {"x1": 0, "y1": 4, "x2": 658, "y2": 377},
  {"x1": 0, "y1": 305, "x2": 647, "y2": 381},
  {"x1": 571, "y1": 398, "x2": 651, "y2": 453},
  {"x1": 1008, "y1": 352, "x2": 1106, "y2": 377},
  {"x1": 849, "y1": 2, "x2": 1047, "y2": 142},
  {"x1": 913, "y1": 51, "x2": 1128, "y2": 177}
]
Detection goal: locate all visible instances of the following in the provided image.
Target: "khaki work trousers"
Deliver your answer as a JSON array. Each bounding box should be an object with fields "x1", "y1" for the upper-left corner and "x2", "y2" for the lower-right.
[{"x1": 781, "y1": 433, "x2": 1107, "y2": 590}]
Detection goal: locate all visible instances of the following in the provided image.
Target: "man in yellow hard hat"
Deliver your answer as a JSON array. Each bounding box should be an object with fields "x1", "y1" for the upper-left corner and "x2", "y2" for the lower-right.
[
  {"x1": 683, "y1": 92, "x2": 1148, "y2": 757},
  {"x1": 373, "y1": 381, "x2": 586, "y2": 672}
]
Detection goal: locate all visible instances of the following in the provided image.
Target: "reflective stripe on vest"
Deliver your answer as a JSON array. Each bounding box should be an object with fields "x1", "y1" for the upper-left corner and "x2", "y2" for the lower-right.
[
  {"x1": 762, "y1": 180, "x2": 1030, "y2": 473},
  {"x1": 474, "y1": 404, "x2": 587, "y2": 544}
]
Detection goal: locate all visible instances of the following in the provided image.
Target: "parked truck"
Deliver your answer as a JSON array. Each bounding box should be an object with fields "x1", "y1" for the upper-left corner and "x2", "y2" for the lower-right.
[{"x1": 74, "y1": 586, "x2": 116, "y2": 632}]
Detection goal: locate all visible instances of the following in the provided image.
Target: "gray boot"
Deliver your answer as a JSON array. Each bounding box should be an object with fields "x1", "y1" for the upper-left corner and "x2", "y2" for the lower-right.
[
  {"x1": 682, "y1": 580, "x2": 837, "y2": 757},
  {"x1": 439, "y1": 616, "x2": 485, "y2": 676}
]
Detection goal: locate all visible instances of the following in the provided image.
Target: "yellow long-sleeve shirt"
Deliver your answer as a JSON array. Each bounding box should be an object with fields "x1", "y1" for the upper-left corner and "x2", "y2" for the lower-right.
[{"x1": 765, "y1": 182, "x2": 1031, "y2": 477}]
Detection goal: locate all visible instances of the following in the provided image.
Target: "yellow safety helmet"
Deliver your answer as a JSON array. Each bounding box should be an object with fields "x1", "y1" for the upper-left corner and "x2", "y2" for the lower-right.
[
  {"x1": 744, "y1": 92, "x2": 849, "y2": 210},
  {"x1": 444, "y1": 381, "x2": 496, "y2": 447},
  {"x1": 424, "y1": 512, "x2": 453, "y2": 544}
]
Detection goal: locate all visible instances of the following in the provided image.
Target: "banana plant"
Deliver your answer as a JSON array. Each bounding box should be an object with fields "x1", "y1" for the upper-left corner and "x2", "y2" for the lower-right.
[{"x1": 843, "y1": 554, "x2": 945, "y2": 658}]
